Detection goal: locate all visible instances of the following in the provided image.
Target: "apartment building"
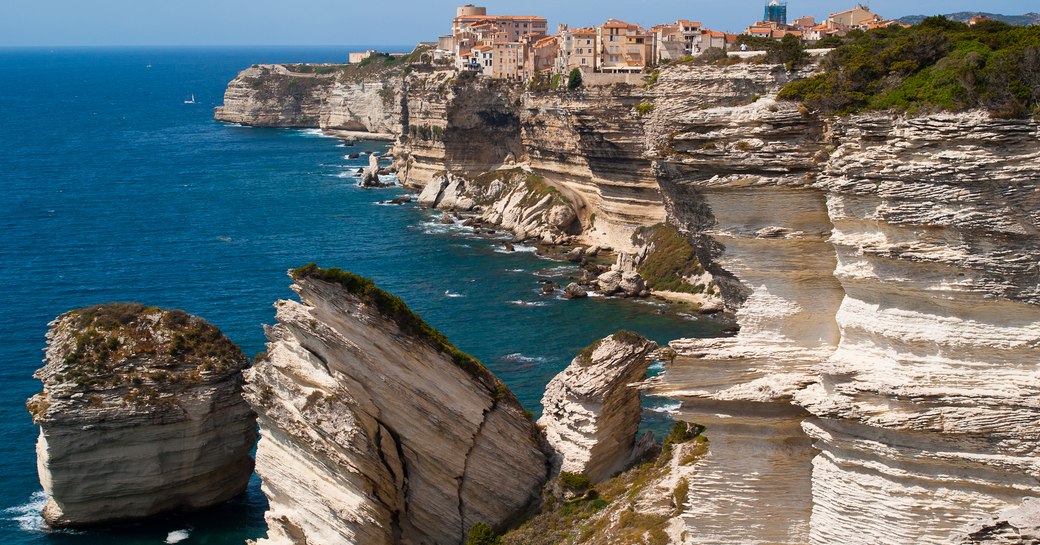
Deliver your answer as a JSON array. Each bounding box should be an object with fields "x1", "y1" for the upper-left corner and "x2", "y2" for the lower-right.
[{"x1": 598, "y1": 19, "x2": 651, "y2": 73}]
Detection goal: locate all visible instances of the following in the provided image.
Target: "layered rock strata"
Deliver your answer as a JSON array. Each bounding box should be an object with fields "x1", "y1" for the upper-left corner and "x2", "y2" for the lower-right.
[
  {"x1": 652, "y1": 102, "x2": 1040, "y2": 544},
  {"x1": 27, "y1": 303, "x2": 256, "y2": 528},
  {"x1": 244, "y1": 266, "x2": 548, "y2": 545},
  {"x1": 538, "y1": 331, "x2": 657, "y2": 482}
]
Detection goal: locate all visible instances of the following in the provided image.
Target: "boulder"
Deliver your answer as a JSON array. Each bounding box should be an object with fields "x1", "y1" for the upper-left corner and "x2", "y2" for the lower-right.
[{"x1": 562, "y1": 283, "x2": 588, "y2": 299}]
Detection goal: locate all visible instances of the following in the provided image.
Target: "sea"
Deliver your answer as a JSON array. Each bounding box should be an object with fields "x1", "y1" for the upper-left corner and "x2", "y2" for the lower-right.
[{"x1": 0, "y1": 46, "x2": 729, "y2": 544}]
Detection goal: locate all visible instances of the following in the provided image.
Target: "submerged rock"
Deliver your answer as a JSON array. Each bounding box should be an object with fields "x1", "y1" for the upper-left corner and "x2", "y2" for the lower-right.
[
  {"x1": 245, "y1": 265, "x2": 549, "y2": 545},
  {"x1": 538, "y1": 331, "x2": 658, "y2": 482},
  {"x1": 27, "y1": 303, "x2": 256, "y2": 528}
]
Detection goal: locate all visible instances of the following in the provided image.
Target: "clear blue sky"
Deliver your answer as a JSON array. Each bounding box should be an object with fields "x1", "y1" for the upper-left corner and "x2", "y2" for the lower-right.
[{"x1": 1, "y1": 0, "x2": 1033, "y2": 46}]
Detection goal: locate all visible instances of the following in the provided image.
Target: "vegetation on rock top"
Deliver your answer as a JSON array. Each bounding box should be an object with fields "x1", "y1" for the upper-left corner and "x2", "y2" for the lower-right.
[
  {"x1": 778, "y1": 17, "x2": 1040, "y2": 117},
  {"x1": 574, "y1": 330, "x2": 649, "y2": 367},
  {"x1": 290, "y1": 264, "x2": 525, "y2": 409},
  {"x1": 500, "y1": 422, "x2": 708, "y2": 545},
  {"x1": 30, "y1": 303, "x2": 247, "y2": 415}
]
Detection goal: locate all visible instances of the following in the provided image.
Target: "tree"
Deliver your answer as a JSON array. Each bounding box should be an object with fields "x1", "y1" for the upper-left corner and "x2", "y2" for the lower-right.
[{"x1": 567, "y1": 68, "x2": 583, "y2": 90}]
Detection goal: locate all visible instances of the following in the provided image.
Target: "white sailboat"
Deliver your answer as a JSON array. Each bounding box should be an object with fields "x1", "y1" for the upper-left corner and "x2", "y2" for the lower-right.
[{"x1": 184, "y1": 94, "x2": 196, "y2": 104}]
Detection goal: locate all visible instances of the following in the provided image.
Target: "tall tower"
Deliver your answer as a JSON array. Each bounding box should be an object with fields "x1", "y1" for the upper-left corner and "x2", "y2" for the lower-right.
[{"x1": 764, "y1": 0, "x2": 788, "y2": 25}]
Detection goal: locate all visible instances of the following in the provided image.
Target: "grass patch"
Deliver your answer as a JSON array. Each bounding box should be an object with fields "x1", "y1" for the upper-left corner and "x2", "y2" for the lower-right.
[
  {"x1": 634, "y1": 102, "x2": 655, "y2": 116},
  {"x1": 634, "y1": 224, "x2": 705, "y2": 294},
  {"x1": 504, "y1": 421, "x2": 707, "y2": 545}
]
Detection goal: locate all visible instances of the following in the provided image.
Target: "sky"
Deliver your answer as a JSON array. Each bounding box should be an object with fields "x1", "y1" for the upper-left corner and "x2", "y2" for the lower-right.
[{"x1": 1, "y1": 0, "x2": 1034, "y2": 46}]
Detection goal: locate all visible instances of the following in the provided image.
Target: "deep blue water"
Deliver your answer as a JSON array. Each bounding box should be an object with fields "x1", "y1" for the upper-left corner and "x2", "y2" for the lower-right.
[{"x1": 0, "y1": 47, "x2": 728, "y2": 544}]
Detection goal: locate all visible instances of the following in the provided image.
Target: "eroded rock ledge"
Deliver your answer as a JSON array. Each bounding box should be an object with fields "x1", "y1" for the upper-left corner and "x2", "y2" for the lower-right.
[
  {"x1": 27, "y1": 303, "x2": 256, "y2": 528},
  {"x1": 244, "y1": 265, "x2": 550, "y2": 545}
]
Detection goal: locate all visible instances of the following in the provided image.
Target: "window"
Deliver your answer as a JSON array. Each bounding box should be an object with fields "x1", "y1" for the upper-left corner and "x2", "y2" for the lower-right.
[{"x1": 581, "y1": 58, "x2": 586, "y2": 65}]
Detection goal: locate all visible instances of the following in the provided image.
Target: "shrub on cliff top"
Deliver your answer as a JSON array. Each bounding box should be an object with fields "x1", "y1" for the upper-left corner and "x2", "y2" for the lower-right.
[
  {"x1": 290, "y1": 264, "x2": 517, "y2": 403},
  {"x1": 778, "y1": 17, "x2": 1040, "y2": 117}
]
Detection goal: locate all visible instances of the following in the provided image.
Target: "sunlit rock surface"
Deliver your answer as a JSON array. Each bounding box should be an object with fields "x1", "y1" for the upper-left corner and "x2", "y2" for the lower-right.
[
  {"x1": 28, "y1": 304, "x2": 255, "y2": 528},
  {"x1": 244, "y1": 268, "x2": 548, "y2": 545}
]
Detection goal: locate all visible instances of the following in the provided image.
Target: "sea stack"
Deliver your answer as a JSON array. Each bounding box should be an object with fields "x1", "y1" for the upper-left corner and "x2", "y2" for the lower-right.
[
  {"x1": 538, "y1": 331, "x2": 658, "y2": 482},
  {"x1": 26, "y1": 303, "x2": 256, "y2": 528},
  {"x1": 244, "y1": 265, "x2": 548, "y2": 545}
]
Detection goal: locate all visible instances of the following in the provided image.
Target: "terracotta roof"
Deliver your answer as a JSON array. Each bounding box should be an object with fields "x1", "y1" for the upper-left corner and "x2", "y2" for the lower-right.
[
  {"x1": 704, "y1": 29, "x2": 727, "y2": 37},
  {"x1": 533, "y1": 36, "x2": 558, "y2": 47},
  {"x1": 571, "y1": 27, "x2": 597, "y2": 34},
  {"x1": 602, "y1": 19, "x2": 640, "y2": 29},
  {"x1": 473, "y1": 45, "x2": 492, "y2": 52},
  {"x1": 677, "y1": 20, "x2": 702, "y2": 27}
]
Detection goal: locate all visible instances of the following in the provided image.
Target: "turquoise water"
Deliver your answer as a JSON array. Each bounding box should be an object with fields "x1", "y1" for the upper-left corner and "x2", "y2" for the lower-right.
[{"x1": 0, "y1": 47, "x2": 728, "y2": 544}]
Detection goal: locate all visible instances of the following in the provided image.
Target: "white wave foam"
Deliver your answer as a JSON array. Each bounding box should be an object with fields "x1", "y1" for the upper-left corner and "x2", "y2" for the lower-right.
[
  {"x1": 493, "y1": 244, "x2": 537, "y2": 254},
  {"x1": 4, "y1": 491, "x2": 47, "y2": 532},
  {"x1": 165, "y1": 529, "x2": 191, "y2": 544},
  {"x1": 648, "y1": 401, "x2": 682, "y2": 413},
  {"x1": 499, "y1": 353, "x2": 549, "y2": 364},
  {"x1": 507, "y1": 300, "x2": 549, "y2": 307},
  {"x1": 538, "y1": 265, "x2": 580, "y2": 276},
  {"x1": 505, "y1": 268, "x2": 526, "y2": 273},
  {"x1": 648, "y1": 361, "x2": 666, "y2": 373},
  {"x1": 444, "y1": 290, "x2": 464, "y2": 298},
  {"x1": 297, "y1": 128, "x2": 332, "y2": 138}
]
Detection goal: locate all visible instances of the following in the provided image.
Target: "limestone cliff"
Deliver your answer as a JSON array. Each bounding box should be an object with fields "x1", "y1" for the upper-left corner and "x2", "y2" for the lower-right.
[
  {"x1": 538, "y1": 331, "x2": 657, "y2": 482},
  {"x1": 27, "y1": 303, "x2": 256, "y2": 528},
  {"x1": 215, "y1": 64, "x2": 404, "y2": 137},
  {"x1": 244, "y1": 265, "x2": 548, "y2": 545},
  {"x1": 650, "y1": 89, "x2": 1040, "y2": 544},
  {"x1": 217, "y1": 57, "x2": 1040, "y2": 544}
]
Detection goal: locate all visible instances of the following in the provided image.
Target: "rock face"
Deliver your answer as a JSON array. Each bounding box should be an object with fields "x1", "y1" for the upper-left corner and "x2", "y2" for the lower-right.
[
  {"x1": 651, "y1": 92, "x2": 1040, "y2": 543},
  {"x1": 539, "y1": 331, "x2": 657, "y2": 482},
  {"x1": 244, "y1": 266, "x2": 548, "y2": 545},
  {"x1": 26, "y1": 303, "x2": 256, "y2": 528},
  {"x1": 959, "y1": 498, "x2": 1040, "y2": 544}
]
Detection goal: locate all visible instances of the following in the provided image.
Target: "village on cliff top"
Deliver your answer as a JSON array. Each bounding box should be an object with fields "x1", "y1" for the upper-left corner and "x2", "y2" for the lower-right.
[{"x1": 347, "y1": 2, "x2": 945, "y2": 81}]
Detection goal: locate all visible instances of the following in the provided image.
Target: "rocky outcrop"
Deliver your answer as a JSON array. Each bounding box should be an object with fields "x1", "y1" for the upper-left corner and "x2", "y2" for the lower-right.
[
  {"x1": 418, "y1": 169, "x2": 580, "y2": 244},
  {"x1": 244, "y1": 265, "x2": 548, "y2": 545},
  {"x1": 26, "y1": 303, "x2": 256, "y2": 528},
  {"x1": 539, "y1": 331, "x2": 657, "y2": 482}
]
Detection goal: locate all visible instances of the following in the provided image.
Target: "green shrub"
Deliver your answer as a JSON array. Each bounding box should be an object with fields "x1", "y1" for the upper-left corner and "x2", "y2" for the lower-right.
[
  {"x1": 634, "y1": 224, "x2": 705, "y2": 293},
  {"x1": 466, "y1": 523, "x2": 501, "y2": 545},
  {"x1": 559, "y1": 471, "x2": 592, "y2": 492},
  {"x1": 673, "y1": 477, "x2": 690, "y2": 514},
  {"x1": 634, "y1": 102, "x2": 655, "y2": 116},
  {"x1": 567, "y1": 68, "x2": 583, "y2": 90},
  {"x1": 779, "y1": 18, "x2": 1040, "y2": 116}
]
